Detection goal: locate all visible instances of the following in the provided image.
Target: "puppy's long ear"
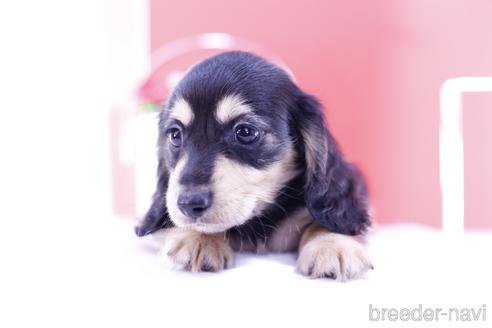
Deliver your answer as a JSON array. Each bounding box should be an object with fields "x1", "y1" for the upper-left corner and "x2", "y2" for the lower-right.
[
  {"x1": 134, "y1": 120, "x2": 174, "y2": 237},
  {"x1": 295, "y1": 92, "x2": 370, "y2": 235}
]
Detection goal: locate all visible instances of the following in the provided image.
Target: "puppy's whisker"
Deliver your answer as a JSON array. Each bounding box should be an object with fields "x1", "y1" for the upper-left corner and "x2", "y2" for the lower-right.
[{"x1": 239, "y1": 223, "x2": 257, "y2": 248}]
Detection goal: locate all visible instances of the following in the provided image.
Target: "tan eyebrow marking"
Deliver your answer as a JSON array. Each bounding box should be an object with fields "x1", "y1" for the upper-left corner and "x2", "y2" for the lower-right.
[
  {"x1": 169, "y1": 98, "x2": 194, "y2": 126},
  {"x1": 215, "y1": 94, "x2": 253, "y2": 124}
]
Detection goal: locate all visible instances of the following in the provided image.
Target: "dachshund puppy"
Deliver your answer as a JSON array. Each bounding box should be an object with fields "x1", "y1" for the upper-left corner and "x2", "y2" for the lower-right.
[{"x1": 135, "y1": 51, "x2": 372, "y2": 280}]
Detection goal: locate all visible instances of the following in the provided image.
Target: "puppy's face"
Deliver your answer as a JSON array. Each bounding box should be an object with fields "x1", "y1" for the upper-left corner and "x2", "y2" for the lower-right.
[
  {"x1": 161, "y1": 91, "x2": 299, "y2": 233},
  {"x1": 136, "y1": 52, "x2": 370, "y2": 239}
]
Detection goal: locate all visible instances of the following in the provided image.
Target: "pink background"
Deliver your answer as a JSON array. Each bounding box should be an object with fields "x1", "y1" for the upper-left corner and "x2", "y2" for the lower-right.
[{"x1": 150, "y1": 0, "x2": 492, "y2": 228}]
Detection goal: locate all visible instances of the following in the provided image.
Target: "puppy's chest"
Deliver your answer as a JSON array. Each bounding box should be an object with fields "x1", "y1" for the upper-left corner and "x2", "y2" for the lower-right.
[{"x1": 227, "y1": 207, "x2": 313, "y2": 253}]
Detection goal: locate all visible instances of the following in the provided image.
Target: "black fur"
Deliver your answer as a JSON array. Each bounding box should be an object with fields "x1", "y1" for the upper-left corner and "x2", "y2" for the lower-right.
[
  {"x1": 135, "y1": 51, "x2": 370, "y2": 238},
  {"x1": 294, "y1": 93, "x2": 370, "y2": 235}
]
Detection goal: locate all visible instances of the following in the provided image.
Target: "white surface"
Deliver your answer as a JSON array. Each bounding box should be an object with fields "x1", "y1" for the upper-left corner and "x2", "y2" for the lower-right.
[
  {"x1": 3, "y1": 215, "x2": 492, "y2": 328},
  {"x1": 10, "y1": 219, "x2": 487, "y2": 328},
  {"x1": 120, "y1": 220, "x2": 492, "y2": 328}
]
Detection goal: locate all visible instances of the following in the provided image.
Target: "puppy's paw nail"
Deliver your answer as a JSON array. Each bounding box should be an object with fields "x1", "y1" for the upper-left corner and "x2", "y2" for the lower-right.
[
  {"x1": 200, "y1": 262, "x2": 215, "y2": 272},
  {"x1": 324, "y1": 271, "x2": 336, "y2": 279}
]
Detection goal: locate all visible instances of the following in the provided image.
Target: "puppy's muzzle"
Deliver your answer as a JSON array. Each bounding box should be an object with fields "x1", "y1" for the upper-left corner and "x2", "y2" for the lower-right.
[{"x1": 177, "y1": 190, "x2": 212, "y2": 219}]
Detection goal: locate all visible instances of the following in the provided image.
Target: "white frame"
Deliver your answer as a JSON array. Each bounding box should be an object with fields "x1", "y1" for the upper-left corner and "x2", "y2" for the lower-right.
[{"x1": 439, "y1": 77, "x2": 492, "y2": 235}]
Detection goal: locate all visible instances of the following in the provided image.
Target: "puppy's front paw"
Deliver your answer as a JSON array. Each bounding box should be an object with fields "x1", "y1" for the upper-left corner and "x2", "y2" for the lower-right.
[
  {"x1": 160, "y1": 229, "x2": 234, "y2": 272},
  {"x1": 296, "y1": 232, "x2": 372, "y2": 281}
]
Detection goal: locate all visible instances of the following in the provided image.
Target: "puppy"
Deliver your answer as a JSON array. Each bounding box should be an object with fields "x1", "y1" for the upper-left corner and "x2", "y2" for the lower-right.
[{"x1": 135, "y1": 51, "x2": 372, "y2": 280}]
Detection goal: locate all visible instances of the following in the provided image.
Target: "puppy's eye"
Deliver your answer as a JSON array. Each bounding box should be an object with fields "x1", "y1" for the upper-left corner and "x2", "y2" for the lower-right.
[
  {"x1": 235, "y1": 125, "x2": 259, "y2": 145},
  {"x1": 167, "y1": 127, "x2": 182, "y2": 147}
]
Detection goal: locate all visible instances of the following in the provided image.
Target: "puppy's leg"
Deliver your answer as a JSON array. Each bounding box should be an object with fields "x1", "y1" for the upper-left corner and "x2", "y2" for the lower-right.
[
  {"x1": 154, "y1": 228, "x2": 234, "y2": 272},
  {"x1": 296, "y1": 223, "x2": 372, "y2": 281}
]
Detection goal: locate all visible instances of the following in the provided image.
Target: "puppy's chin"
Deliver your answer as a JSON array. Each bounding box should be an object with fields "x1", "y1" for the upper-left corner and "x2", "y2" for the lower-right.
[
  {"x1": 182, "y1": 222, "x2": 233, "y2": 234},
  {"x1": 165, "y1": 195, "x2": 253, "y2": 233},
  {"x1": 168, "y1": 214, "x2": 239, "y2": 234}
]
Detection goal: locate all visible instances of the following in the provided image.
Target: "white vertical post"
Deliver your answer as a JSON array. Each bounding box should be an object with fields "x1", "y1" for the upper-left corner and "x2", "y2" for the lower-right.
[
  {"x1": 107, "y1": 0, "x2": 151, "y2": 217},
  {"x1": 439, "y1": 77, "x2": 492, "y2": 235},
  {"x1": 107, "y1": 0, "x2": 150, "y2": 101}
]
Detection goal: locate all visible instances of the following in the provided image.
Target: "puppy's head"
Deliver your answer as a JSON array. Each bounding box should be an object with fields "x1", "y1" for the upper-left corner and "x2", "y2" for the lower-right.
[
  {"x1": 136, "y1": 51, "x2": 369, "y2": 236},
  {"x1": 159, "y1": 52, "x2": 300, "y2": 233}
]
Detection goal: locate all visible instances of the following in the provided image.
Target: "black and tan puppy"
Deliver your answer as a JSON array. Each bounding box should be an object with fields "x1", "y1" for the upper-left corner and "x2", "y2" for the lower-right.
[{"x1": 135, "y1": 51, "x2": 372, "y2": 280}]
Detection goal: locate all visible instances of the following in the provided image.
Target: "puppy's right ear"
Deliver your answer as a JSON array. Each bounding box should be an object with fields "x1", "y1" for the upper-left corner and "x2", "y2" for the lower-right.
[
  {"x1": 134, "y1": 116, "x2": 174, "y2": 236},
  {"x1": 134, "y1": 160, "x2": 173, "y2": 236}
]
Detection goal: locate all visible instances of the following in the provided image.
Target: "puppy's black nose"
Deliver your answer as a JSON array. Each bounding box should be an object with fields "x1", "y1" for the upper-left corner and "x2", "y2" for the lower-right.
[{"x1": 177, "y1": 191, "x2": 212, "y2": 218}]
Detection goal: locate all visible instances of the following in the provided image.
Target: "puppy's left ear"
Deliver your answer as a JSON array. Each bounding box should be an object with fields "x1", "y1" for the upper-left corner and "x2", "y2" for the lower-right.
[{"x1": 294, "y1": 92, "x2": 370, "y2": 235}]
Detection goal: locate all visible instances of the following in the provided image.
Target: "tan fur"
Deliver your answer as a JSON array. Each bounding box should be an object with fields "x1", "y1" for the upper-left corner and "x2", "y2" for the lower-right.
[
  {"x1": 267, "y1": 208, "x2": 313, "y2": 252},
  {"x1": 208, "y1": 149, "x2": 298, "y2": 230},
  {"x1": 215, "y1": 94, "x2": 253, "y2": 124},
  {"x1": 169, "y1": 98, "x2": 194, "y2": 126},
  {"x1": 228, "y1": 208, "x2": 312, "y2": 253},
  {"x1": 228, "y1": 236, "x2": 259, "y2": 253},
  {"x1": 300, "y1": 127, "x2": 328, "y2": 185},
  {"x1": 155, "y1": 227, "x2": 234, "y2": 272},
  {"x1": 166, "y1": 146, "x2": 299, "y2": 234},
  {"x1": 165, "y1": 154, "x2": 189, "y2": 227},
  {"x1": 297, "y1": 223, "x2": 372, "y2": 281}
]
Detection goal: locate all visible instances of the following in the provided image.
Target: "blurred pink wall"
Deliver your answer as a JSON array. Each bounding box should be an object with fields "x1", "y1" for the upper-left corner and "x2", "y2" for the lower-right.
[{"x1": 150, "y1": 0, "x2": 492, "y2": 228}]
